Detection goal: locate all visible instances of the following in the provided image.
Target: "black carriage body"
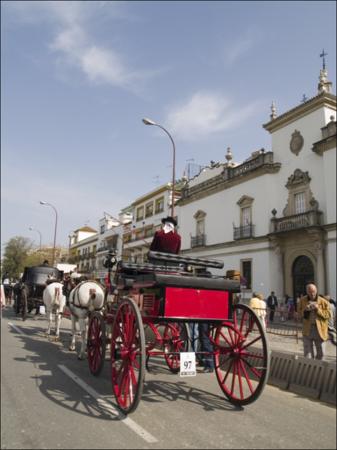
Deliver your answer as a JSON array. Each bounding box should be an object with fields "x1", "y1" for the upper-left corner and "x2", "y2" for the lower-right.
[{"x1": 22, "y1": 265, "x2": 63, "y2": 309}]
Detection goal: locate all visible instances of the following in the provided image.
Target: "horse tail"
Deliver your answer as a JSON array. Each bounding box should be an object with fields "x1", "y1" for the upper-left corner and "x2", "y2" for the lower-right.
[{"x1": 53, "y1": 286, "x2": 61, "y2": 306}]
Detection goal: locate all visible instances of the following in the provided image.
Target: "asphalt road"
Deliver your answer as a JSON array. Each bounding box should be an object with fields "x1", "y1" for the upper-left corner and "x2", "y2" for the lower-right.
[{"x1": 1, "y1": 307, "x2": 336, "y2": 450}]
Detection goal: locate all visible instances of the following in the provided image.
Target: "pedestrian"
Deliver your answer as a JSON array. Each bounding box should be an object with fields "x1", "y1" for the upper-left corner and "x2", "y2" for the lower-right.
[
  {"x1": 2, "y1": 273, "x2": 12, "y2": 306},
  {"x1": 249, "y1": 293, "x2": 267, "y2": 328},
  {"x1": 267, "y1": 291, "x2": 278, "y2": 322},
  {"x1": 297, "y1": 283, "x2": 331, "y2": 360},
  {"x1": 189, "y1": 322, "x2": 199, "y2": 353},
  {"x1": 286, "y1": 295, "x2": 295, "y2": 320},
  {"x1": 198, "y1": 322, "x2": 214, "y2": 372}
]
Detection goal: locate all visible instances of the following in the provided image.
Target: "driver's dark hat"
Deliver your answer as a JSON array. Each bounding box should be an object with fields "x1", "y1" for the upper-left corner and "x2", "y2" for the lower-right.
[{"x1": 161, "y1": 216, "x2": 177, "y2": 227}]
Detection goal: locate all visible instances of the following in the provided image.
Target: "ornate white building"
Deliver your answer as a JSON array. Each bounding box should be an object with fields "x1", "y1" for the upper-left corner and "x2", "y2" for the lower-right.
[{"x1": 178, "y1": 70, "x2": 336, "y2": 301}]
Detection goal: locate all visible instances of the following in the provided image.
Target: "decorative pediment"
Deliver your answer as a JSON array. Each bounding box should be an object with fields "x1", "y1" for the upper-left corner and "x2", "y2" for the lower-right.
[
  {"x1": 193, "y1": 210, "x2": 206, "y2": 219},
  {"x1": 285, "y1": 169, "x2": 311, "y2": 189},
  {"x1": 237, "y1": 195, "x2": 254, "y2": 207}
]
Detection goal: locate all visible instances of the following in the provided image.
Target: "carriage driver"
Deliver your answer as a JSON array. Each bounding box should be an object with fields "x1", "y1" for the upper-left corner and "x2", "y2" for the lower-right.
[{"x1": 149, "y1": 216, "x2": 181, "y2": 254}]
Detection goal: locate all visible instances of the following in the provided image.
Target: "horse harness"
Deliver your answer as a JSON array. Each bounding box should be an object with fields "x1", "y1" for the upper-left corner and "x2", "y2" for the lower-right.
[{"x1": 71, "y1": 280, "x2": 103, "y2": 311}]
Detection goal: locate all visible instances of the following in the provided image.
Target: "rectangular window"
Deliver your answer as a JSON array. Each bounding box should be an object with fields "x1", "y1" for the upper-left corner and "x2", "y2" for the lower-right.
[
  {"x1": 145, "y1": 202, "x2": 153, "y2": 218},
  {"x1": 196, "y1": 219, "x2": 205, "y2": 236},
  {"x1": 144, "y1": 226, "x2": 154, "y2": 238},
  {"x1": 241, "y1": 260, "x2": 252, "y2": 289},
  {"x1": 135, "y1": 229, "x2": 143, "y2": 240},
  {"x1": 155, "y1": 197, "x2": 164, "y2": 213},
  {"x1": 241, "y1": 207, "x2": 251, "y2": 226},
  {"x1": 294, "y1": 192, "x2": 306, "y2": 214},
  {"x1": 136, "y1": 206, "x2": 144, "y2": 221},
  {"x1": 100, "y1": 224, "x2": 105, "y2": 234}
]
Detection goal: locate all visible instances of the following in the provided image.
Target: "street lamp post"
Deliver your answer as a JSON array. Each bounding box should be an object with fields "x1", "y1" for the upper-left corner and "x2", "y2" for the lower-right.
[
  {"x1": 28, "y1": 227, "x2": 42, "y2": 252},
  {"x1": 142, "y1": 118, "x2": 176, "y2": 218},
  {"x1": 40, "y1": 201, "x2": 58, "y2": 266}
]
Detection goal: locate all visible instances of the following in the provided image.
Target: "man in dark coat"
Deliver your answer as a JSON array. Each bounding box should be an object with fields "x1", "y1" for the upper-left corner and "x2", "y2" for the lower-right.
[
  {"x1": 150, "y1": 216, "x2": 181, "y2": 254},
  {"x1": 267, "y1": 291, "x2": 278, "y2": 322}
]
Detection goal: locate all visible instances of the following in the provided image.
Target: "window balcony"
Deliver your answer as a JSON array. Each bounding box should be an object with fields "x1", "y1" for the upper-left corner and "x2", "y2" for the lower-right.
[
  {"x1": 233, "y1": 224, "x2": 255, "y2": 240},
  {"x1": 270, "y1": 210, "x2": 323, "y2": 233},
  {"x1": 191, "y1": 234, "x2": 206, "y2": 248}
]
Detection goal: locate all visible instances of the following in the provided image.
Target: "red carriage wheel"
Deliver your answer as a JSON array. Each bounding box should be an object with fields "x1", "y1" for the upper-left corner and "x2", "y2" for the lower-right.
[
  {"x1": 214, "y1": 304, "x2": 270, "y2": 405},
  {"x1": 163, "y1": 322, "x2": 190, "y2": 373},
  {"x1": 87, "y1": 312, "x2": 106, "y2": 376},
  {"x1": 111, "y1": 297, "x2": 145, "y2": 414}
]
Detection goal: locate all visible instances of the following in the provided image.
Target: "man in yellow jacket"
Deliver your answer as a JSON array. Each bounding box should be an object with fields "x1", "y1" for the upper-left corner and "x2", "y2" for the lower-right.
[{"x1": 297, "y1": 283, "x2": 331, "y2": 360}]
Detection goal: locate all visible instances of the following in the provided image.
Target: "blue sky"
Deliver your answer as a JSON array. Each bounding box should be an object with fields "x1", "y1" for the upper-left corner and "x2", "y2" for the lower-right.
[{"x1": 1, "y1": 1, "x2": 336, "y2": 251}]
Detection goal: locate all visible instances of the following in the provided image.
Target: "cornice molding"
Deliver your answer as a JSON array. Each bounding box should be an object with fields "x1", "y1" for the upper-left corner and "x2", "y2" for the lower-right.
[
  {"x1": 312, "y1": 134, "x2": 336, "y2": 155},
  {"x1": 179, "y1": 163, "x2": 281, "y2": 206},
  {"x1": 263, "y1": 92, "x2": 336, "y2": 133}
]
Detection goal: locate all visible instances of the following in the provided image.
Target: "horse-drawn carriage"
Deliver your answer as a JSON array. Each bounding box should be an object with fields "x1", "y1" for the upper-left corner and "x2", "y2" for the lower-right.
[
  {"x1": 15, "y1": 265, "x2": 63, "y2": 318},
  {"x1": 86, "y1": 251, "x2": 270, "y2": 414}
]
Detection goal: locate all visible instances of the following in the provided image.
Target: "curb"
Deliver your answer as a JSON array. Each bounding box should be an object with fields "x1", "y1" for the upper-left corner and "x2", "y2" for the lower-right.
[{"x1": 267, "y1": 350, "x2": 336, "y2": 405}]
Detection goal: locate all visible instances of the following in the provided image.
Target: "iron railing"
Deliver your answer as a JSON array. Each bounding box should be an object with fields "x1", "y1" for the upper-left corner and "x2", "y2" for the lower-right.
[
  {"x1": 233, "y1": 224, "x2": 255, "y2": 240},
  {"x1": 191, "y1": 234, "x2": 206, "y2": 247}
]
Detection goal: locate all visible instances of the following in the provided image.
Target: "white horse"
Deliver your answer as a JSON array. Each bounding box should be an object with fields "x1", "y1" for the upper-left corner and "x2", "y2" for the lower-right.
[
  {"x1": 68, "y1": 280, "x2": 105, "y2": 360},
  {"x1": 42, "y1": 282, "x2": 66, "y2": 340}
]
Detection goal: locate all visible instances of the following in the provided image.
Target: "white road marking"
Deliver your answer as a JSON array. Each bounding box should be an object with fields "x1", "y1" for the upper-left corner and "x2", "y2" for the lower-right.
[
  {"x1": 7, "y1": 322, "x2": 157, "y2": 443},
  {"x1": 58, "y1": 364, "x2": 158, "y2": 444},
  {"x1": 8, "y1": 322, "x2": 26, "y2": 335}
]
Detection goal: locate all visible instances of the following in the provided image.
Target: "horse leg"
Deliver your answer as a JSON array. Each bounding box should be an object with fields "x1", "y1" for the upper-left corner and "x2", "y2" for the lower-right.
[
  {"x1": 69, "y1": 315, "x2": 76, "y2": 351},
  {"x1": 46, "y1": 309, "x2": 52, "y2": 336},
  {"x1": 78, "y1": 317, "x2": 87, "y2": 360},
  {"x1": 55, "y1": 311, "x2": 61, "y2": 341}
]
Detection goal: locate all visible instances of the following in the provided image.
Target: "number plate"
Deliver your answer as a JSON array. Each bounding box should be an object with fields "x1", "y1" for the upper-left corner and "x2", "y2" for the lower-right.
[{"x1": 180, "y1": 352, "x2": 196, "y2": 377}]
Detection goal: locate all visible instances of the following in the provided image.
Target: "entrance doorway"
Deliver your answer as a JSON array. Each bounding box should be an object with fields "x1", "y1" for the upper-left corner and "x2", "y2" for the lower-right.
[{"x1": 292, "y1": 255, "x2": 314, "y2": 300}]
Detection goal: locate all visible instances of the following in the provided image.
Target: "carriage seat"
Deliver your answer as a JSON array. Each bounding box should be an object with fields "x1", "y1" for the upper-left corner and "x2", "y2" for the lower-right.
[{"x1": 154, "y1": 273, "x2": 240, "y2": 293}]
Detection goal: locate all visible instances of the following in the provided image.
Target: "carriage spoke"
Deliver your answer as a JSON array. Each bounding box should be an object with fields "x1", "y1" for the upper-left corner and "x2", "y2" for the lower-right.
[
  {"x1": 241, "y1": 334, "x2": 262, "y2": 351},
  {"x1": 238, "y1": 359, "x2": 254, "y2": 394},
  {"x1": 237, "y1": 359, "x2": 244, "y2": 399}
]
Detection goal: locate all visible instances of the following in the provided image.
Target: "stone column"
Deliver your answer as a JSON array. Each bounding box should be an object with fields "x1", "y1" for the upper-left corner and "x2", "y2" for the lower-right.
[
  {"x1": 270, "y1": 237, "x2": 284, "y2": 298},
  {"x1": 314, "y1": 239, "x2": 325, "y2": 294}
]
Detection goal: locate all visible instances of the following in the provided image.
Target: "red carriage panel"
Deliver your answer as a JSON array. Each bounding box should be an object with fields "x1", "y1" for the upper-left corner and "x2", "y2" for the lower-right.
[{"x1": 164, "y1": 287, "x2": 229, "y2": 319}]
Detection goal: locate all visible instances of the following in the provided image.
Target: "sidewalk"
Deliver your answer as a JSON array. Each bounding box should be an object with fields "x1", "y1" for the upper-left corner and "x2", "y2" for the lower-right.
[{"x1": 265, "y1": 325, "x2": 336, "y2": 362}]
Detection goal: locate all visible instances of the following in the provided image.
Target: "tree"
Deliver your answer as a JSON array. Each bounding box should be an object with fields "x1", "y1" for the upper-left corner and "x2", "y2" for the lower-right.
[{"x1": 1, "y1": 236, "x2": 33, "y2": 280}]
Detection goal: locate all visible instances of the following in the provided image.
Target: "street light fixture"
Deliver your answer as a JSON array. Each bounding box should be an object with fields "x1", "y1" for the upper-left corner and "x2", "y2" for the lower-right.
[
  {"x1": 40, "y1": 200, "x2": 58, "y2": 266},
  {"x1": 142, "y1": 118, "x2": 176, "y2": 217},
  {"x1": 28, "y1": 227, "x2": 42, "y2": 252}
]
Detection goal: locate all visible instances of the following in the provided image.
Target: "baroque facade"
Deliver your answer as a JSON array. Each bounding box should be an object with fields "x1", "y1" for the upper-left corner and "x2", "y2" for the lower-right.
[{"x1": 178, "y1": 71, "x2": 336, "y2": 301}]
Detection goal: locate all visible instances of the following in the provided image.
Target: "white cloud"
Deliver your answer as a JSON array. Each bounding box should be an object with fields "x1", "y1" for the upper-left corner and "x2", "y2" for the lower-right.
[
  {"x1": 166, "y1": 92, "x2": 262, "y2": 141},
  {"x1": 5, "y1": 1, "x2": 154, "y2": 91},
  {"x1": 222, "y1": 29, "x2": 262, "y2": 66},
  {"x1": 225, "y1": 37, "x2": 254, "y2": 65}
]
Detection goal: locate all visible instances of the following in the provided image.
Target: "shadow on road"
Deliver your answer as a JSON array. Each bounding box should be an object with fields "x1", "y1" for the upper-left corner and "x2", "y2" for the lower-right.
[{"x1": 4, "y1": 307, "x2": 244, "y2": 417}]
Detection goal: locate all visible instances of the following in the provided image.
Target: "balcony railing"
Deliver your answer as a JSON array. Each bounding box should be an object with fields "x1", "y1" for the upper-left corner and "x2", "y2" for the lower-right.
[
  {"x1": 96, "y1": 246, "x2": 112, "y2": 253},
  {"x1": 233, "y1": 224, "x2": 255, "y2": 240},
  {"x1": 182, "y1": 151, "x2": 279, "y2": 200},
  {"x1": 191, "y1": 234, "x2": 206, "y2": 248},
  {"x1": 270, "y1": 210, "x2": 323, "y2": 233}
]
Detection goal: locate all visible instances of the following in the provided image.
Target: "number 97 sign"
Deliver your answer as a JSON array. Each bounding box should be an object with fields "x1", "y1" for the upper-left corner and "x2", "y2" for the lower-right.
[{"x1": 180, "y1": 352, "x2": 196, "y2": 377}]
